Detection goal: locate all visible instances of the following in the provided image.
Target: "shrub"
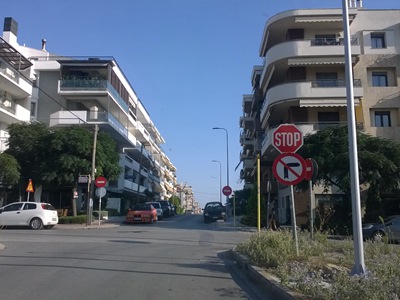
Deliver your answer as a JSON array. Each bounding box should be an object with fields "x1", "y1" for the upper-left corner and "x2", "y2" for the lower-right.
[
  {"x1": 58, "y1": 215, "x2": 87, "y2": 224},
  {"x1": 237, "y1": 230, "x2": 400, "y2": 299}
]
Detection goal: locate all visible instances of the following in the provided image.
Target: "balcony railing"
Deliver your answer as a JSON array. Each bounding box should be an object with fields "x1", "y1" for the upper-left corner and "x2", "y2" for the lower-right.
[
  {"x1": 311, "y1": 79, "x2": 361, "y2": 88},
  {"x1": 0, "y1": 99, "x2": 16, "y2": 114},
  {"x1": 310, "y1": 38, "x2": 359, "y2": 46},
  {"x1": 59, "y1": 78, "x2": 129, "y2": 112}
]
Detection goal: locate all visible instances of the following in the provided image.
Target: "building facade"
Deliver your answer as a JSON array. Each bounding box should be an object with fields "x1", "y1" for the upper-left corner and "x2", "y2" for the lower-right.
[
  {"x1": 0, "y1": 17, "x2": 178, "y2": 212},
  {"x1": 240, "y1": 3, "x2": 400, "y2": 226}
]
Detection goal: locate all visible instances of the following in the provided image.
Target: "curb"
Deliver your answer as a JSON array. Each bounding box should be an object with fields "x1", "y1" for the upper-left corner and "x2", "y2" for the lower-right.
[{"x1": 229, "y1": 248, "x2": 311, "y2": 300}]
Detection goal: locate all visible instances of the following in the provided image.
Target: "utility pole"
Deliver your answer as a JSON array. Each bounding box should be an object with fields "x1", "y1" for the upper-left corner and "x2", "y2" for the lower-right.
[{"x1": 87, "y1": 124, "x2": 98, "y2": 226}]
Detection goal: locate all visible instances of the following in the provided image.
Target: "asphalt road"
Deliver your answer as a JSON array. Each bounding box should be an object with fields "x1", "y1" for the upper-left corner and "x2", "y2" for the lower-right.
[{"x1": 0, "y1": 214, "x2": 272, "y2": 300}]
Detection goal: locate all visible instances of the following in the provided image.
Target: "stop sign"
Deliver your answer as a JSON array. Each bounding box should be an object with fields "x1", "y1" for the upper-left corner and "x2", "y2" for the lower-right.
[
  {"x1": 273, "y1": 124, "x2": 303, "y2": 153},
  {"x1": 222, "y1": 186, "x2": 232, "y2": 196}
]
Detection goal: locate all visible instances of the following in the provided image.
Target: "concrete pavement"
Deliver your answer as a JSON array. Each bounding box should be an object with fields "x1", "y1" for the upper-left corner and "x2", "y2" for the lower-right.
[{"x1": 0, "y1": 214, "x2": 304, "y2": 299}]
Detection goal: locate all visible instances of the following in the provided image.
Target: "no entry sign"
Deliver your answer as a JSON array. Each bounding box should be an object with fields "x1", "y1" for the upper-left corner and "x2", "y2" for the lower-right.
[
  {"x1": 222, "y1": 186, "x2": 232, "y2": 196},
  {"x1": 273, "y1": 124, "x2": 303, "y2": 153},
  {"x1": 95, "y1": 176, "x2": 107, "y2": 188},
  {"x1": 272, "y1": 153, "x2": 306, "y2": 185}
]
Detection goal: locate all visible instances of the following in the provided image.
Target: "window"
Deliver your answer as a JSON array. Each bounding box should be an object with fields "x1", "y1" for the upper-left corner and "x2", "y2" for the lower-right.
[
  {"x1": 374, "y1": 111, "x2": 391, "y2": 127},
  {"x1": 371, "y1": 33, "x2": 386, "y2": 48},
  {"x1": 3, "y1": 203, "x2": 23, "y2": 212},
  {"x1": 372, "y1": 72, "x2": 388, "y2": 87},
  {"x1": 30, "y1": 102, "x2": 36, "y2": 117},
  {"x1": 23, "y1": 203, "x2": 37, "y2": 210}
]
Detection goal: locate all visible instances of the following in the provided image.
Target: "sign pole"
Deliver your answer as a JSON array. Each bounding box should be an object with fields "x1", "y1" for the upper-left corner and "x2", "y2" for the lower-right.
[
  {"x1": 290, "y1": 185, "x2": 299, "y2": 256},
  {"x1": 342, "y1": 0, "x2": 366, "y2": 275},
  {"x1": 98, "y1": 195, "x2": 102, "y2": 226},
  {"x1": 257, "y1": 154, "x2": 261, "y2": 232}
]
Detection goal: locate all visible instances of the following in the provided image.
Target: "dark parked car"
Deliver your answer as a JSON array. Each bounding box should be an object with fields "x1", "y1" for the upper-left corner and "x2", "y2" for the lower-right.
[
  {"x1": 203, "y1": 201, "x2": 226, "y2": 223},
  {"x1": 157, "y1": 201, "x2": 172, "y2": 217},
  {"x1": 362, "y1": 215, "x2": 400, "y2": 242}
]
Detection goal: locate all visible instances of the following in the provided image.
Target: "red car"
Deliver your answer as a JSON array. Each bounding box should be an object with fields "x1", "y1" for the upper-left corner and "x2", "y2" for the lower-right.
[{"x1": 125, "y1": 204, "x2": 157, "y2": 224}]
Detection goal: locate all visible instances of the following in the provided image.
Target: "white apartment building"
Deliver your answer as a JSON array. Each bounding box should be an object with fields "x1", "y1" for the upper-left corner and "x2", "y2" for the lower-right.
[
  {"x1": 0, "y1": 17, "x2": 177, "y2": 211},
  {"x1": 240, "y1": 3, "x2": 400, "y2": 226}
]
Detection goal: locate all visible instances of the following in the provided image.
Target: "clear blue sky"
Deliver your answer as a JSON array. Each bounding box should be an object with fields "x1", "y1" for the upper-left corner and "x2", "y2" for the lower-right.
[{"x1": 3, "y1": 0, "x2": 399, "y2": 207}]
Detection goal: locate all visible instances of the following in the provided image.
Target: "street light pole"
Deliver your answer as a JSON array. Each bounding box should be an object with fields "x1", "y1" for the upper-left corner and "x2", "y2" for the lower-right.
[
  {"x1": 212, "y1": 160, "x2": 222, "y2": 203},
  {"x1": 212, "y1": 127, "x2": 230, "y2": 214}
]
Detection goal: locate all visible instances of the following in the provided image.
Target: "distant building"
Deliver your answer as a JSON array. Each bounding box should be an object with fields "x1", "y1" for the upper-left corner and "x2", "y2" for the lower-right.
[
  {"x1": 0, "y1": 17, "x2": 178, "y2": 211},
  {"x1": 240, "y1": 4, "x2": 400, "y2": 226}
]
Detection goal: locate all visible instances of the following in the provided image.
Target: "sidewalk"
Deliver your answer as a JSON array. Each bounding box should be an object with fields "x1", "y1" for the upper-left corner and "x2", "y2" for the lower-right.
[{"x1": 54, "y1": 216, "x2": 124, "y2": 230}]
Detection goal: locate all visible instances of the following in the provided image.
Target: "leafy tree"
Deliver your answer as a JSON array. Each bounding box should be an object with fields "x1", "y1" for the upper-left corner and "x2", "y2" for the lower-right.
[
  {"x1": 297, "y1": 125, "x2": 400, "y2": 222},
  {"x1": 241, "y1": 187, "x2": 266, "y2": 227},
  {"x1": 5, "y1": 122, "x2": 49, "y2": 186},
  {"x1": 6, "y1": 123, "x2": 122, "y2": 192},
  {"x1": 0, "y1": 153, "x2": 20, "y2": 185},
  {"x1": 0, "y1": 153, "x2": 20, "y2": 204},
  {"x1": 169, "y1": 195, "x2": 183, "y2": 214}
]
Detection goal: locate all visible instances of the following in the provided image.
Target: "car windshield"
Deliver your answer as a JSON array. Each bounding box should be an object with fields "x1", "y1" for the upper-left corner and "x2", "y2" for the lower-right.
[
  {"x1": 133, "y1": 205, "x2": 151, "y2": 211},
  {"x1": 147, "y1": 202, "x2": 161, "y2": 208},
  {"x1": 205, "y1": 203, "x2": 222, "y2": 209}
]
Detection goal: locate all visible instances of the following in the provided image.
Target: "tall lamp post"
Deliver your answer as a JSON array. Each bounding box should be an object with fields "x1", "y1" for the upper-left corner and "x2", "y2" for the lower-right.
[
  {"x1": 212, "y1": 160, "x2": 222, "y2": 203},
  {"x1": 212, "y1": 127, "x2": 230, "y2": 214}
]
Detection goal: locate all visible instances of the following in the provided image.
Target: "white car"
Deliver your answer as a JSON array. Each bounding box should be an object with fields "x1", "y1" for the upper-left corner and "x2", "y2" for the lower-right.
[
  {"x1": 0, "y1": 202, "x2": 59, "y2": 229},
  {"x1": 146, "y1": 202, "x2": 163, "y2": 220}
]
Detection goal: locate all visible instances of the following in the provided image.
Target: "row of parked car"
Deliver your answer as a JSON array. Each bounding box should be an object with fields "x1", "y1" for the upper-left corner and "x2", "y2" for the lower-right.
[{"x1": 125, "y1": 200, "x2": 176, "y2": 224}]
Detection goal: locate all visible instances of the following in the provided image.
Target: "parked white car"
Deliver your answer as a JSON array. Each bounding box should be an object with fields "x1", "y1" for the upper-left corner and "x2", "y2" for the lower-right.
[
  {"x1": 0, "y1": 202, "x2": 58, "y2": 229},
  {"x1": 146, "y1": 202, "x2": 163, "y2": 220}
]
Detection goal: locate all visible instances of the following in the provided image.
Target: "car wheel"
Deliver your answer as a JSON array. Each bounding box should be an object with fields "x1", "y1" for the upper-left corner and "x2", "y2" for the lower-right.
[
  {"x1": 30, "y1": 218, "x2": 43, "y2": 230},
  {"x1": 372, "y1": 230, "x2": 385, "y2": 242}
]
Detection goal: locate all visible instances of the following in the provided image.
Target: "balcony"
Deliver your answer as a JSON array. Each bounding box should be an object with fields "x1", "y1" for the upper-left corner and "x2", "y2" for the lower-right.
[
  {"x1": 260, "y1": 79, "x2": 363, "y2": 122},
  {"x1": 242, "y1": 94, "x2": 252, "y2": 114},
  {"x1": 58, "y1": 78, "x2": 129, "y2": 113},
  {"x1": 0, "y1": 62, "x2": 32, "y2": 98},
  {"x1": 49, "y1": 110, "x2": 129, "y2": 139},
  {"x1": 239, "y1": 112, "x2": 254, "y2": 130},
  {"x1": 260, "y1": 38, "x2": 360, "y2": 86},
  {"x1": 0, "y1": 97, "x2": 30, "y2": 124}
]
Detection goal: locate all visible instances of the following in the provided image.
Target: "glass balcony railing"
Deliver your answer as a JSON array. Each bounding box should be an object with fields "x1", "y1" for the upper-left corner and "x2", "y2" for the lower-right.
[{"x1": 59, "y1": 78, "x2": 129, "y2": 113}]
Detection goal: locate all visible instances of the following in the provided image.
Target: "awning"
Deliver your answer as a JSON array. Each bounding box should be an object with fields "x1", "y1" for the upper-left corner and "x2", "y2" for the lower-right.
[
  {"x1": 0, "y1": 37, "x2": 32, "y2": 70},
  {"x1": 300, "y1": 98, "x2": 360, "y2": 107}
]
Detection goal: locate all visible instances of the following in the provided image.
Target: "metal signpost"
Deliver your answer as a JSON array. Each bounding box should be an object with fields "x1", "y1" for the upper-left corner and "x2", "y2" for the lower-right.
[
  {"x1": 95, "y1": 177, "x2": 107, "y2": 226},
  {"x1": 272, "y1": 124, "x2": 305, "y2": 256}
]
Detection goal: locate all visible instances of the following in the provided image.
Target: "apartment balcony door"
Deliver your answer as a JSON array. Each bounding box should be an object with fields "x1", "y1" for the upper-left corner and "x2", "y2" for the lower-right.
[{"x1": 318, "y1": 112, "x2": 340, "y2": 130}]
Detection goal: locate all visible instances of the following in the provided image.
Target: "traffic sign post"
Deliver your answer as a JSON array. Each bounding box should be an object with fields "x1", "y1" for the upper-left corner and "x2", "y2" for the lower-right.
[
  {"x1": 26, "y1": 179, "x2": 34, "y2": 202},
  {"x1": 95, "y1": 187, "x2": 107, "y2": 226},
  {"x1": 273, "y1": 124, "x2": 303, "y2": 153}
]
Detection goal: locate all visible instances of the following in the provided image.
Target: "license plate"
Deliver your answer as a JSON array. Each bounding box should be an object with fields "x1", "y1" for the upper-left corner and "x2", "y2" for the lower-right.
[
  {"x1": 52, "y1": 218, "x2": 57, "y2": 221},
  {"x1": 134, "y1": 217, "x2": 141, "y2": 221}
]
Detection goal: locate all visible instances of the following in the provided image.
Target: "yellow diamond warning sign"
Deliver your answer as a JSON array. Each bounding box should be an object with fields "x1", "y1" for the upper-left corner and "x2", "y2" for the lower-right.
[{"x1": 26, "y1": 179, "x2": 34, "y2": 192}]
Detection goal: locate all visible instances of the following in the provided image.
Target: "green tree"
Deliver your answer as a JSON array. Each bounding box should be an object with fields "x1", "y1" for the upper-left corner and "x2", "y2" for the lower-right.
[
  {"x1": 0, "y1": 153, "x2": 20, "y2": 185},
  {"x1": 0, "y1": 153, "x2": 20, "y2": 204},
  {"x1": 242, "y1": 187, "x2": 266, "y2": 227},
  {"x1": 5, "y1": 123, "x2": 122, "y2": 195},
  {"x1": 297, "y1": 125, "x2": 400, "y2": 222},
  {"x1": 169, "y1": 195, "x2": 183, "y2": 214}
]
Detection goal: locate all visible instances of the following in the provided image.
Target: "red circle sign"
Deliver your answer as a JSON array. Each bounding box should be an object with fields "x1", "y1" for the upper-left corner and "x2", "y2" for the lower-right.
[
  {"x1": 272, "y1": 124, "x2": 303, "y2": 153},
  {"x1": 95, "y1": 176, "x2": 107, "y2": 188},
  {"x1": 272, "y1": 153, "x2": 306, "y2": 185},
  {"x1": 222, "y1": 186, "x2": 232, "y2": 196}
]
